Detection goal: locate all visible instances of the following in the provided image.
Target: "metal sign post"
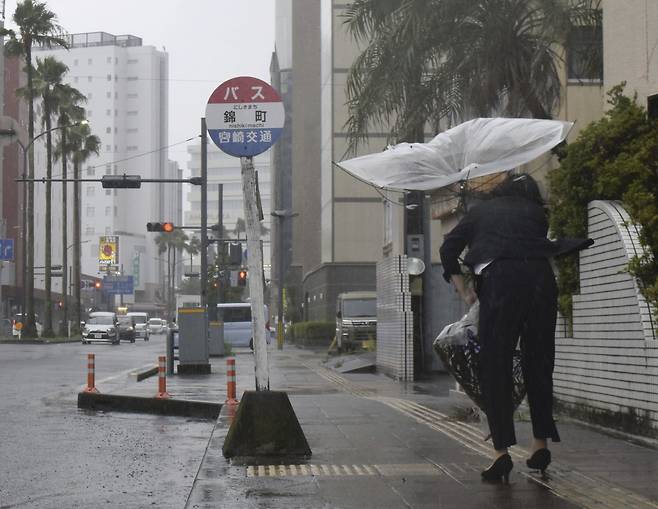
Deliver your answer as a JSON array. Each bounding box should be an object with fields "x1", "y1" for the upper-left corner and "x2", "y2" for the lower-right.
[{"x1": 205, "y1": 76, "x2": 284, "y2": 391}]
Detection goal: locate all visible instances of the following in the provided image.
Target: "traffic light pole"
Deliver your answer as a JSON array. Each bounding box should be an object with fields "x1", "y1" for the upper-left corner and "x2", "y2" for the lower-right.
[{"x1": 200, "y1": 118, "x2": 209, "y2": 311}]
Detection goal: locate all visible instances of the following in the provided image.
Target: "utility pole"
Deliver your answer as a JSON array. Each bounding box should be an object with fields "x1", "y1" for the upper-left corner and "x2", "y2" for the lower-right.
[{"x1": 200, "y1": 118, "x2": 209, "y2": 312}]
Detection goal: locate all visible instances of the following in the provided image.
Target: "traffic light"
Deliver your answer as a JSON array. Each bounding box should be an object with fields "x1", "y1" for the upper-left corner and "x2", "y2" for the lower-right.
[
  {"x1": 146, "y1": 222, "x2": 175, "y2": 232},
  {"x1": 238, "y1": 269, "x2": 247, "y2": 287},
  {"x1": 94, "y1": 281, "x2": 102, "y2": 289},
  {"x1": 101, "y1": 174, "x2": 142, "y2": 188},
  {"x1": 229, "y1": 242, "x2": 242, "y2": 265}
]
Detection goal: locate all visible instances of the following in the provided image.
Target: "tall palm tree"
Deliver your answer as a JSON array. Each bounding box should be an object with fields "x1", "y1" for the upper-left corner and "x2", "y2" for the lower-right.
[
  {"x1": 30, "y1": 56, "x2": 69, "y2": 336},
  {"x1": 54, "y1": 90, "x2": 86, "y2": 335},
  {"x1": 343, "y1": 0, "x2": 601, "y2": 152},
  {"x1": 68, "y1": 124, "x2": 100, "y2": 333},
  {"x1": 1, "y1": 0, "x2": 67, "y2": 338},
  {"x1": 154, "y1": 229, "x2": 189, "y2": 317}
]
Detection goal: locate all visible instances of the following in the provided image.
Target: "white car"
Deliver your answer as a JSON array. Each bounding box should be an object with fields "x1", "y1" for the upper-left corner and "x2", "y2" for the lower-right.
[
  {"x1": 147, "y1": 318, "x2": 166, "y2": 335},
  {"x1": 82, "y1": 312, "x2": 119, "y2": 345}
]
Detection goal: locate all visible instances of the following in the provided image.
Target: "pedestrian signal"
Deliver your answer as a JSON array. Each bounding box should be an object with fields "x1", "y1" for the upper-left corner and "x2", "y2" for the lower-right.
[
  {"x1": 238, "y1": 270, "x2": 247, "y2": 287},
  {"x1": 146, "y1": 222, "x2": 175, "y2": 232}
]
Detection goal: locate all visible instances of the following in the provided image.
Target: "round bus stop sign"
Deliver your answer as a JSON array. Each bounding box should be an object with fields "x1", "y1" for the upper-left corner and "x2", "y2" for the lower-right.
[{"x1": 205, "y1": 76, "x2": 284, "y2": 157}]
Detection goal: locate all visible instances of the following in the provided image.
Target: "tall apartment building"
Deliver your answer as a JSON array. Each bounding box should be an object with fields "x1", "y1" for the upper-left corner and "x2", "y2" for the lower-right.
[
  {"x1": 35, "y1": 32, "x2": 175, "y2": 304},
  {"x1": 185, "y1": 143, "x2": 272, "y2": 276}
]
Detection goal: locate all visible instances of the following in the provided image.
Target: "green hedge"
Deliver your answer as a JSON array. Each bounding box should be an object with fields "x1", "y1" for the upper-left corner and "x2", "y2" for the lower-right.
[{"x1": 286, "y1": 321, "x2": 335, "y2": 346}]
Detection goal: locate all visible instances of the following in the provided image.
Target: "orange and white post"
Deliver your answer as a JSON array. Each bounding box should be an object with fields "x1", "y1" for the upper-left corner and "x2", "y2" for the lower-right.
[
  {"x1": 84, "y1": 353, "x2": 99, "y2": 393},
  {"x1": 225, "y1": 357, "x2": 238, "y2": 405},
  {"x1": 156, "y1": 355, "x2": 170, "y2": 399}
]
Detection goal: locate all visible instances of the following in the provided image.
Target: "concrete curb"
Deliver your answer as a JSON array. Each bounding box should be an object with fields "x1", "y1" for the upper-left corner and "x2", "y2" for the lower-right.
[
  {"x1": 131, "y1": 365, "x2": 158, "y2": 382},
  {"x1": 77, "y1": 392, "x2": 221, "y2": 420}
]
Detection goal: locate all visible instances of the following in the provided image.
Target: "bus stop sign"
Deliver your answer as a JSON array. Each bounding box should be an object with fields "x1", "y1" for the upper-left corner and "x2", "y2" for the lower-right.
[{"x1": 205, "y1": 76, "x2": 284, "y2": 157}]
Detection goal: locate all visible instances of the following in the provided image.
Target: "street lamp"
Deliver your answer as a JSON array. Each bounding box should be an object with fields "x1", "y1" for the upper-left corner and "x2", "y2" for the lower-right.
[
  {"x1": 11, "y1": 120, "x2": 88, "y2": 331},
  {"x1": 271, "y1": 210, "x2": 298, "y2": 350}
]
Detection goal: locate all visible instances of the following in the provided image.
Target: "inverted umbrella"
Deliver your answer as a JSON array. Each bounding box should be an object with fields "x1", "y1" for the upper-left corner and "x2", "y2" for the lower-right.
[{"x1": 337, "y1": 118, "x2": 573, "y2": 191}]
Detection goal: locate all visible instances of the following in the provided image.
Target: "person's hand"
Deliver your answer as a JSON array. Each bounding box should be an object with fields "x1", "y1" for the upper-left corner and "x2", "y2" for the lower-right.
[{"x1": 450, "y1": 274, "x2": 477, "y2": 306}]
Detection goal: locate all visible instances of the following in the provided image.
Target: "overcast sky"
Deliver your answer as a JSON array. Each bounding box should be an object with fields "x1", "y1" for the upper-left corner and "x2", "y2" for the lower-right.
[{"x1": 3, "y1": 0, "x2": 277, "y2": 168}]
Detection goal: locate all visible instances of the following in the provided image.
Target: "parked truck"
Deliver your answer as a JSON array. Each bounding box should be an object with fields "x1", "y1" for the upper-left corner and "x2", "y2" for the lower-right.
[{"x1": 335, "y1": 291, "x2": 377, "y2": 352}]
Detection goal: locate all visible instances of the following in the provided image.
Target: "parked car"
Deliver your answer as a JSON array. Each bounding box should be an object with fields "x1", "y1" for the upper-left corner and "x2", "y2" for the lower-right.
[
  {"x1": 217, "y1": 303, "x2": 270, "y2": 349},
  {"x1": 82, "y1": 312, "x2": 119, "y2": 345},
  {"x1": 147, "y1": 318, "x2": 166, "y2": 335},
  {"x1": 117, "y1": 316, "x2": 136, "y2": 342},
  {"x1": 126, "y1": 312, "x2": 149, "y2": 341}
]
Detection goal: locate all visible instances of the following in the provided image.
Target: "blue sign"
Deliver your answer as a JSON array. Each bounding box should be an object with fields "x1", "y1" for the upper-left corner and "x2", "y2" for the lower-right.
[
  {"x1": 102, "y1": 275, "x2": 134, "y2": 295},
  {"x1": 0, "y1": 239, "x2": 14, "y2": 261}
]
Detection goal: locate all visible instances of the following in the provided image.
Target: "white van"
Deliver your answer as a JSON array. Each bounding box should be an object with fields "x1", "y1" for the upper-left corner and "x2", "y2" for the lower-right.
[
  {"x1": 126, "y1": 312, "x2": 149, "y2": 340},
  {"x1": 217, "y1": 303, "x2": 270, "y2": 349},
  {"x1": 82, "y1": 311, "x2": 119, "y2": 345}
]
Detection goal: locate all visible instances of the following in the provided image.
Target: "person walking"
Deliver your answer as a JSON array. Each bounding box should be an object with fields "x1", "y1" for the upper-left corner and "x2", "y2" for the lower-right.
[{"x1": 439, "y1": 173, "x2": 592, "y2": 482}]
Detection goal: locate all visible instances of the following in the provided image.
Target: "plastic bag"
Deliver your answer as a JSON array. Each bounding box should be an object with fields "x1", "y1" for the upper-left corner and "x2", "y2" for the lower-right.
[
  {"x1": 434, "y1": 301, "x2": 479, "y2": 348},
  {"x1": 433, "y1": 302, "x2": 526, "y2": 412}
]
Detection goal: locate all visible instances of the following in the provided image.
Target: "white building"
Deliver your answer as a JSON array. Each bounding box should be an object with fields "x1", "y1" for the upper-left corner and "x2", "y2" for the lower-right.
[
  {"x1": 34, "y1": 32, "x2": 175, "y2": 303},
  {"x1": 184, "y1": 142, "x2": 271, "y2": 277}
]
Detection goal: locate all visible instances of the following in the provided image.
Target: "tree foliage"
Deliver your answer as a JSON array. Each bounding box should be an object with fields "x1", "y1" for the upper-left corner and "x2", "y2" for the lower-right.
[{"x1": 549, "y1": 84, "x2": 658, "y2": 320}]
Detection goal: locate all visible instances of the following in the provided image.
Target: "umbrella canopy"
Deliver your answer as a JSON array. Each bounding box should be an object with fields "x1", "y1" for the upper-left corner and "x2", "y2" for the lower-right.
[{"x1": 337, "y1": 118, "x2": 573, "y2": 192}]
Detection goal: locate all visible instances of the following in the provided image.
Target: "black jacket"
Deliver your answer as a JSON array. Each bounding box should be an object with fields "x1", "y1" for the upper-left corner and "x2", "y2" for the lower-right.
[{"x1": 439, "y1": 196, "x2": 593, "y2": 282}]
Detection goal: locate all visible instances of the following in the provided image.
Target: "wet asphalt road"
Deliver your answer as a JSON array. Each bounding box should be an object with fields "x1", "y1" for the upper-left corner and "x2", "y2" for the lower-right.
[{"x1": 0, "y1": 335, "x2": 214, "y2": 509}]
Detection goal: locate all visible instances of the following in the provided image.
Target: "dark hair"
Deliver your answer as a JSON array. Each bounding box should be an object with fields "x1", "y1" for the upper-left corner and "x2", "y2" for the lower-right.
[{"x1": 490, "y1": 173, "x2": 544, "y2": 205}]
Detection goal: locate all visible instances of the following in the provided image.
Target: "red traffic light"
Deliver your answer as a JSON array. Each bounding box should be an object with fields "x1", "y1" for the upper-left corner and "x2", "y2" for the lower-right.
[
  {"x1": 146, "y1": 222, "x2": 175, "y2": 232},
  {"x1": 94, "y1": 281, "x2": 102, "y2": 289},
  {"x1": 238, "y1": 270, "x2": 247, "y2": 287}
]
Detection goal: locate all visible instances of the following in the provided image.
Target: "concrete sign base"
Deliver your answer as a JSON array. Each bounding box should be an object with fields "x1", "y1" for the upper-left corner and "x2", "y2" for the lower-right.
[{"x1": 222, "y1": 391, "x2": 311, "y2": 459}]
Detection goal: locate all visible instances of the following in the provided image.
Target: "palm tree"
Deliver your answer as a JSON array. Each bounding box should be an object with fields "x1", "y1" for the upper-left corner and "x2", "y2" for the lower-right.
[
  {"x1": 154, "y1": 229, "x2": 189, "y2": 317},
  {"x1": 343, "y1": 0, "x2": 601, "y2": 152},
  {"x1": 1, "y1": 0, "x2": 67, "y2": 338},
  {"x1": 54, "y1": 89, "x2": 86, "y2": 335},
  {"x1": 68, "y1": 123, "x2": 100, "y2": 333},
  {"x1": 30, "y1": 56, "x2": 69, "y2": 336}
]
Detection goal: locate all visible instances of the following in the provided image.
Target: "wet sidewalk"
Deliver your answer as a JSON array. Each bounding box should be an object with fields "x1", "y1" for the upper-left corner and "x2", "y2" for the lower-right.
[{"x1": 110, "y1": 346, "x2": 658, "y2": 508}]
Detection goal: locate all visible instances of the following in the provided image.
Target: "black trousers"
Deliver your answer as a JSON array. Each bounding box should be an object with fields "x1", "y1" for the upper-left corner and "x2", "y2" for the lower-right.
[{"x1": 477, "y1": 258, "x2": 561, "y2": 450}]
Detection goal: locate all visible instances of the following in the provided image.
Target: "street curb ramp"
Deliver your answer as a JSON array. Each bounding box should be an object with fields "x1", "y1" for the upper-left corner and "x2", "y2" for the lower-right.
[
  {"x1": 77, "y1": 392, "x2": 221, "y2": 420},
  {"x1": 222, "y1": 390, "x2": 312, "y2": 459}
]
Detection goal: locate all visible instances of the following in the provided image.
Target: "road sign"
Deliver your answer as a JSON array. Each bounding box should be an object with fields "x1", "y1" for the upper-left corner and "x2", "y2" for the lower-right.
[
  {"x1": 102, "y1": 275, "x2": 134, "y2": 295},
  {"x1": 205, "y1": 76, "x2": 284, "y2": 157},
  {"x1": 0, "y1": 239, "x2": 14, "y2": 261}
]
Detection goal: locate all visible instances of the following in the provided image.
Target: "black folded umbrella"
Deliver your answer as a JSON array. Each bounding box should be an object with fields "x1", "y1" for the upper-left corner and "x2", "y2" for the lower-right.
[{"x1": 434, "y1": 335, "x2": 526, "y2": 412}]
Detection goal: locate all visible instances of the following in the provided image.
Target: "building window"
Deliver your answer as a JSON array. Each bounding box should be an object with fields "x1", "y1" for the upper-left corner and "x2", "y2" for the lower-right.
[
  {"x1": 127, "y1": 93, "x2": 138, "y2": 99},
  {"x1": 105, "y1": 164, "x2": 112, "y2": 174},
  {"x1": 127, "y1": 111, "x2": 138, "y2": 116},
  {"x1": 127, "y1": 128, "x2": 138, "y2": 133},
  {"x1": 88, "y1": 93, "x2": 93, "y2": 100},
  {"x1": 106, "y1": 127, "x2": 111, "y2": 134},
  {"x1": 106, "y1": 189, "x2": 111, "y2": 196},
  {"x1": 88, "y1": 58, "x2": 93, "y2": 65},
  {"x1": 105, "y1": 226, "x2": 112, "y2": 235},
  {"x1": 86, "y1": 186, "x2": 95, "y2": 197},
  {"x1": 127, "y1": 145, "x2": 138, "y2": 151},
  {"x1": 567, "y1": 26, "x2": 603, "y2": 81},
  {"x1": 90, "y1": 243, "x2": 97, "y2": 255},
  {"x1": 87, "y1": 76, "x2": 92, "y2": 82},
  {"x1": 127, "y1": 76, "x2": 138, "y2": 81},
  {"x1": 106, "y1": 109, "x2": 111, "y2": 116},
  {"x1": 87, "y1": 166, "x2": 95, "y2": 176},
  {"x1": 115, "y1": 92, "x2": 118, "y2": 99},
  {"x1": 105, "y1": 206, "x2": 111, "y2": 216},
  {"x1": 105, "y1": 145, "x2": 111, "y2": 152},
  {"x1": 107, "y1": 74, "x2": 112, "y2": 82},
  {"x1": 73, "y1": 59, "x2": 78, "y2": 66},
  {"x1": 106, "y1": 91, "x2": 111, "y2": 99},
  {"x1": 127, "y1": 58, "x2": 138, "y2": 64},
  {"x1": 73, "y1": 76, "x2": 78, "y2": 83},
  {"x1": 86, "y1": 227, "x2": 95, "y2": 236},
  {"x1": 106, "y1": 56, "x2": 112, "y2": 64},
  {"x1": 86, "y1": 206, "x2": 95, "y2": 217},
  {"x1": 114, "y1": 206, "x2": 118, "y2": 217}
]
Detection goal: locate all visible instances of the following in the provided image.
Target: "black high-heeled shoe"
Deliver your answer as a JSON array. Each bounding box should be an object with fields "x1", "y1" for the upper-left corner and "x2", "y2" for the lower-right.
[
  {"x1": 481, "y1": 454, "x2": 513, "y2": 482},
  {"x1": 526, "y1": 448, "x2": 551, "y2": 473}
]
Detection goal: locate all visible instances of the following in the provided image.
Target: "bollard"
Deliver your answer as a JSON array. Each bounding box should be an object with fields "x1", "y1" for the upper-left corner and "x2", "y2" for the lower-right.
[
  {"x1": 225, "y1": 357, "x2": 238, "y2": 405},
  {"x1": 84, "y1": 353, "x2": 100, "y2": 393},
  {"x1": 156, "y1": 355, "x2": 170, "y2": 399}
]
